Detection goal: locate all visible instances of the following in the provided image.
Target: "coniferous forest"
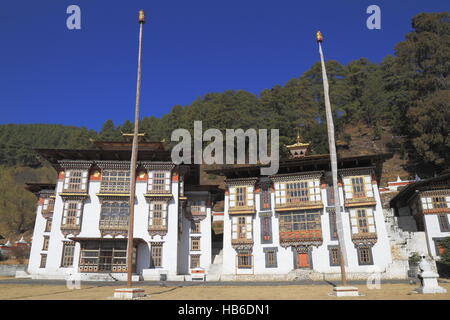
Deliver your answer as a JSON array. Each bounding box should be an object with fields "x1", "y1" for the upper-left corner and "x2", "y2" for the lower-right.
[{"x1": 0, "y1": 12, "x2": 448, "y2": 237}]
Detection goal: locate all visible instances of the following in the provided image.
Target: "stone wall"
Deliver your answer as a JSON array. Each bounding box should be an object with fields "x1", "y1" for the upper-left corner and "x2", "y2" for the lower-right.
[{"x1": 0, "y1": 264, "x2": 27, "y2": 276}]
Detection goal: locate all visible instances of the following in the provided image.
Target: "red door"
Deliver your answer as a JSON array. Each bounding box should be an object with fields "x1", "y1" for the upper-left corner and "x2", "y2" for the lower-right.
[{"x1": 297, "y1": 253, "x2": 310, "y2": 268}]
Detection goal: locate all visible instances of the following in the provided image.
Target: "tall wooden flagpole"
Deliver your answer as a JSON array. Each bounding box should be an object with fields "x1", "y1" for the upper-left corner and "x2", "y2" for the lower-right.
[
  {"x1": 126, "y1": 10, "x2": 145, "y2": 288},
  {"x1": 316, "y1": 31, "x2": 348, "y2": 286}
]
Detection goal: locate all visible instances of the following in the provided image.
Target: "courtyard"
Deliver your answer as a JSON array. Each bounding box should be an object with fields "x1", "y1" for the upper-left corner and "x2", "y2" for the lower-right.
[{"x1": 0, "y1": 278, "x2": 449, "y2": 300}]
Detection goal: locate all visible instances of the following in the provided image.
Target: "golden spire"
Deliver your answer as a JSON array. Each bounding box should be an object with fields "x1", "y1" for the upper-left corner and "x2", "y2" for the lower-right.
[
  {"x1": 316, "y1": 30, "x2": 323, "y2": 43},
  {"x1": 139, "y1": 10, "x2": 145, "y2": 24}
]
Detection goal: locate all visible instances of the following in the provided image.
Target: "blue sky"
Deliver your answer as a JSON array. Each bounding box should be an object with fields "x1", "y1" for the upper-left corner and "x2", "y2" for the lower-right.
[{"x1": 0, "y1": 0, "x2": 448, "y2": 131}]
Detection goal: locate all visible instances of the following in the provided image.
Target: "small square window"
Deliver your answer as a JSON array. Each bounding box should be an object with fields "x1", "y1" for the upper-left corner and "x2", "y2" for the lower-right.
[{"x1": 357, "y1": 247, "x2": 373, "y2": 265}]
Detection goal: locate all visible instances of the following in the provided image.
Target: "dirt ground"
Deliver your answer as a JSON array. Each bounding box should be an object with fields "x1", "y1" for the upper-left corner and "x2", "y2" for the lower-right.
[{"x1": 0, "y1": 278, "x2": 449, "y2": 300}]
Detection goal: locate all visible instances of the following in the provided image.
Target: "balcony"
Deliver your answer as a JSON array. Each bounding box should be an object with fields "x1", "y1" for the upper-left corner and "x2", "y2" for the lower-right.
[
  {"x1": 99, "y1": 217, "x2": 129, "y2": 236},
  {"x1": 279, "y1": 230, "x2": 323, "y2": 247}
]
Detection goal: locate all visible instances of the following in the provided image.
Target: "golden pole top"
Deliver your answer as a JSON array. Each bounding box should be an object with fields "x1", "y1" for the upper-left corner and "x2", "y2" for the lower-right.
[
  {"x1": 316, "y1": 30, "x2": 323, "y2": 43},
  {"x1": 139, "y1": 10, "x2": 145, "y2": 24}
]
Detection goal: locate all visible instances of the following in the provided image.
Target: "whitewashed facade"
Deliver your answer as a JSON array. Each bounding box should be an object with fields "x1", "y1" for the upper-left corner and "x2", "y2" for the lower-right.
[
  {"x1": 215, "y1": 155, "x2": 394, "y2": 280},
  {"x1": 27, "y1": 144, "x2": 217, "y2": 281}
]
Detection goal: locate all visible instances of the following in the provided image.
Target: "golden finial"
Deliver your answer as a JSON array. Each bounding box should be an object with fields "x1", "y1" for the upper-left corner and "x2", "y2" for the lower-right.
[
  {"x1": 316, "y1": 30, "x2": 323, "y2": 43},
  {"x1": 139, "y1": 10, "x2": 145, "y2": 24}
]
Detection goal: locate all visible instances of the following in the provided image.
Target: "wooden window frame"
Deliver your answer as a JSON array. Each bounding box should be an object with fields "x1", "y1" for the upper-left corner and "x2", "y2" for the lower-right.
[
  {"x1": 260, "y1": 186, "x2": 271, "y2": 210},
  {"x1": 328, "y1": 246, "x2": 340, "y2": 266},
  {"x1": 152, "y1": 171, "x2": 166, "y2": 192},
  {"x1": 237, "y1": 216, "x2": 247, "y2": 239},
  {"x1": 191, "y1": 221, "x2": 201, "y2": 234},
  {"x1": 40, "y1": 254, "x2": 47, "y2": 268},
  {"x1": 42, "y1": 198, "x2": 55, "y2": 215},
  {"x1": 44, "y1": 218, "x2": 52, "y2": 232},
  {"x1": 351, "y1": 176, "x2": 366, "y2": 198},
  {"x1": 263, "y1": 247, "x2": 278, "y2": 268},
  {"x1": 190, "y1": 254, "x2": 201, "y2": 269},
  {"x1": 356, "y1": 209, "x2": 370, "y2": 233},
  {"x1": 357, "y1": 246, "x2": 373, "y2": 265},
  {"x1": 191, "y1": 237, "x2": 201, "y2": 251},
  {"x1": 237, "y1": 252, "x2": 252, "y2": 269},
  {"x1": 63, "y1": 170, "x2": 85, "y2": 192},
  {"x1": 260, "y1": 216, "x2": 272, "y2": 244},
  {"x1": 150, "y1": 243, "x2": 163, "y2": 268},
  {"x1": 286, "y1": 181, "x2": 309, "y2": 203},
  {"x1": 42, "y1": 236, "x2": 49, "y2": 251},
  {"x1": 61, "y1": 241, "x2": 75, "y2": 268},
  {"x1": 438, "y1": 214, "x2": 450, "y2": 232},
  {"x1": 100, "y1": 170, "x2": 130, "y2": 193},
  {"x1": 329, "y1": 210, "x2": 338, "y2": 240},
  {"x1": 236, "y1": 187, "x2": 247, "y2": 208},
  {"x1": 62, "y1": 200, "x2": 83, "y2": 228},
  {"x1": 279, "y1": 210, "x2": 321, "y2": 233}
]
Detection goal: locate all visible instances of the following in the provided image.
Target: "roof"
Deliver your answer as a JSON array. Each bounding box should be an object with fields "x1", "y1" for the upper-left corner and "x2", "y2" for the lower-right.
[
  {"x1": 390, "y1": 173, "x2": 450, "y2": 207},
  {"x1": 24, "y1": 183, "x2": 56, "y2": 195},
  {"x1": 92, "y1": 140, "x2": 165, "y2": 151},
  {"x1": 206, "y1": 153, "x2": 392, "y2": 181}
]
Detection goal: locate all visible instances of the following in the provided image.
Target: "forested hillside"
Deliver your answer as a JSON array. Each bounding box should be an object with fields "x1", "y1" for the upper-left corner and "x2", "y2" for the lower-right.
[{"x1": 0, "y1": 12, "x2": 448, "y2": 238}]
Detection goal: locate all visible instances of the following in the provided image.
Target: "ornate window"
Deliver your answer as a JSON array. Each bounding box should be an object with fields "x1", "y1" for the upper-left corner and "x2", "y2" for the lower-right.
[
  {"x1": 237, "y1": 251, "x2": 252, "y2": 269},
  {"x1": 260, "y1": 216, "x2": 272, "y2": 244},
  {"x1": 329, "y1": 210, "x2": 338, "y2": 240},
  {"x1": 45, "y1": 219, "x2": 52, "y2": 232},
  {"x1": 279, "y1": 210, "x2": 321, "y2": 232},
  {"x1": 149, "y1": 201, "x2": 167, "y2": 228},
  {"x1": 191, "y1": 221, "x2": 201, "y2": 233},
  {"x1": 286, "y1": 182, "x2": 309, "y2": 203},
  {"x1": 231, "y1": 216, "x2": 253, "y2": 241},
  {"x1": 148, "y1": 171, "x2": 171, "y2": 193},
  {"x1": 42, "y1": 236, "x2": 49, "y2": 251},
  {"x1": 190, "y1": 254, "x2": 200, "y2": 268},
  {"x1": 61, "y1": 242, "x2": 75, "y2": 267},
  {"x1": 349, "y1": 207, "x2": 376, "y2": 235},
  {"x1": 63, "y1": 170, "x2": 88, "y2": 192},
  {"x1": 432, "y1": 197, "x2": 448, "y2": 209},
  {"x1": 191, "y1": 237, "x2": 200, "y2": 251},
  {"x1": 150, "y1": 243, "x2": 163, "y2": 268},
  {"x1": 357, "y1": 247, "x2": 373, "y2": 265},
  {"x1": 274, "y1": 179, "x2": 321, "y2": 207},
  {"x1": 260, "y1": 186, "x2": 271, "y2": 210},
  {"x1": 264, "y1": 248, "x2": 277, "y2": 268},
  {"x1": 236, "y1": 187, "x2": 247, "y2": 207},
  {"x1": 40, "y1": 254, "x2": 47, "y2": 268},
  {"x1": 42, "y1": 198, "x2": 55, "y2": 215},
  {"x1": 229, "y1": 185, "x2": 254, "y2": 210},
  {"x1": 343, "y1": 175, "x2": 374, "y2": 200},
  {"x1": 100, "y1": 170, "x2": 130, "y2": 193},
  {"x1": 100, "y1": 201, "x2": 129, "y2": 222},
  {"x1": 438, "y1": 214, "x2": 450, "y2": 232},
  {"x1": 351, "y1": 177, "x2": 366, "y2": 198},
  {"x1": 79, "y1": 241, "x2": 129, "y2": 273},
  {"x1": 62, "y1": 201, "x2": 83, "y2": 228},
  {"x1": 329, "y1": 246, "x2": 340, "y2": 266}
]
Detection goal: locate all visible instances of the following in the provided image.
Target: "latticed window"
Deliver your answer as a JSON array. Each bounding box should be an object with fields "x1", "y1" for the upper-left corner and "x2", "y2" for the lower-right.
[
  {"x1": 237, "y1": 252, "x2": 252, "y2": 268},
  {"x1": 149, "y1": 201, "x2": 167, "y2": 228},
  {"x1": 329, "y1": 247, "x2": 340, "y2": 266},
  {"x1": 438, "y1": 214, "x2": 450, "y2": 232},
  {"x1": 279, "y1": 210, "x2": 321, "y2": 232},
  {"x1": 191, "y1": 237, "x2": 200, "y2": 251},
  {"x1": 261, "y1": 216, "x2": 272, "y2": 243},
  {"x1": 100, "y1": 201, "x2": 129, "y2": 220},
  {"x1": 236, "y1": 187, "x2": 247, "y2": 207},
  {"x1": 42, "y1": 236, "x2": 49, "y2": 251},
  {"x1": 286, "y1": 182, "x2": 309, "y2": 203},
  {"x1": 61, "y1": 242, "x2": 75, "y2": 267},
  {"x1": 237, "y1": 217, "x2": 247, "y2": 239},
  {"x1": 433, "y1": 197, "x2": 447, "y2": 209},
  {"x1": 62, "y1": 201, "x2": 83, "y2": 227},
  {"x1": 260, "y1": 186, "x2": 271, "y2": 210},
  {"x1": 151, "y1": 244, "x2": 162, "y2": 268},
  {"x1": 45, "y1": 219, "x2": 52, "y2": 232},
  {"x1": 42, "y1": 198, "x2": 55, "y2": 214},
  {"x1": 190, "y1": 254, "x2": 200, "y2": 268},
  {"x1": 40, "y1": 254, "x2": 47, "y2": 268},
  {"x1": 100, "y1": 170, "x2": 130, "y2": 193},
  {"x1": 265, "y1": 250, "x2": 277, "y2": 268},
  {"x1": 351, "y1": 177, "x2": 366, "y2": 198},
  {"x1": 153, "y1": 172, "x2": 166, "y2": 191},
  {"x1": 357, "y1": 247, "x2": 373, "y2": 265},
  {"x1": 191, "y1": 221, "x2": 201, "y2": 233},
  {"x1": 357, "y1": 209, "x2": 369, "y2": 233},
  {"x1": 64, "y1": 170, "x2": 83, "y2": 191}
]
